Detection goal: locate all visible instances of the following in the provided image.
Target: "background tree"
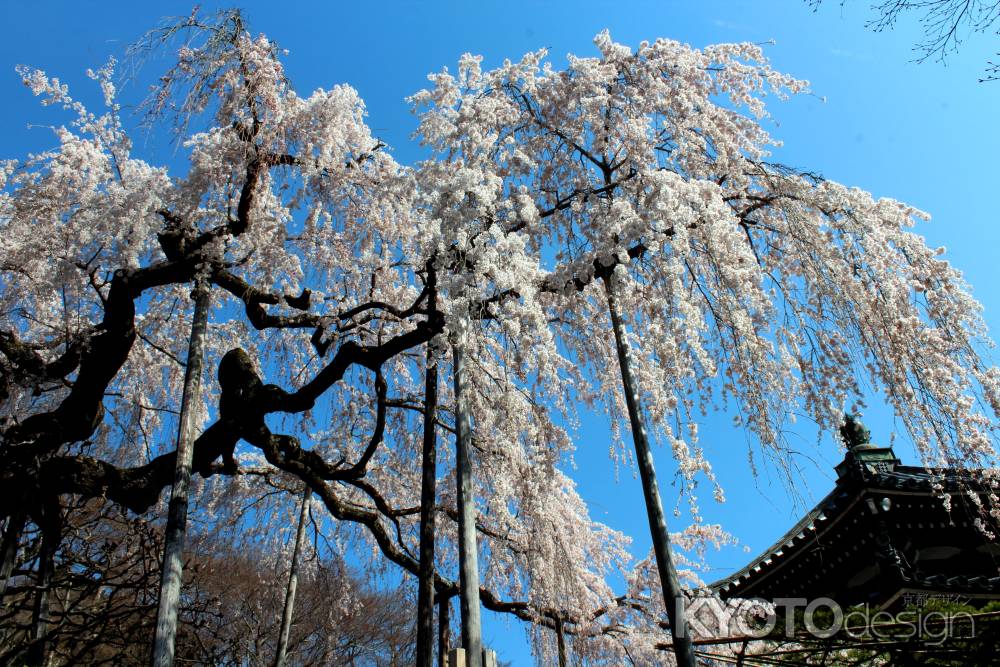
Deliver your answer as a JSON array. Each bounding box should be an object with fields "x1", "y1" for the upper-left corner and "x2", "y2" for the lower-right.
[
  {"x1": 0, "y1": 9, "x2": 645, "y2": 664},
  {"x1": 809, "y1": 0, "x2": 1000, "y2": 80},
  {"x1": 0, "y1": 497, "x2": 416, "y2": 666}
]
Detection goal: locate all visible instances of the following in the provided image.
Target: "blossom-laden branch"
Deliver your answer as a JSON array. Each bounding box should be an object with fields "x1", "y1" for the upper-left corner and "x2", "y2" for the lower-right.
[{"x1": 2, "y1": 12, "x2": 998, "y2": 665}]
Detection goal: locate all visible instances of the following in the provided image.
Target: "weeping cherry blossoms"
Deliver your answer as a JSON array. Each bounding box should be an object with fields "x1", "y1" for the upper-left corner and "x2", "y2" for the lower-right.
[{"x1": 0, "y1": 13, "x2": 997, "y2": 666}]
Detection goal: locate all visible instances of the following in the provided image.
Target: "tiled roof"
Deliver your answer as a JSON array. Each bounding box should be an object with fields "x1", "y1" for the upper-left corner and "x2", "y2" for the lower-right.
[{"x1": 708, "y1": 462, "x2": 992, "y2": 598}]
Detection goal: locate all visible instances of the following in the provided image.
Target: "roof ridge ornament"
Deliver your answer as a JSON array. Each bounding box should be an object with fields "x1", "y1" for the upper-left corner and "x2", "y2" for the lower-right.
[
  {"x1": 835, "y1": 413, "x2": 900, "y2": 481},
  {"x1": 840, "y1": 412, "x2": 871, "y2": 450}
]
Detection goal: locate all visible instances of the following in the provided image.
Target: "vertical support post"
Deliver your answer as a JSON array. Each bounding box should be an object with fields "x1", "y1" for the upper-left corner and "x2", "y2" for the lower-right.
[
  {"x1": 0, "y1": 510, "x2": 26, "y2": 602},
  {"x1": 151, "y1": 281, "x2": 211, "y2": 667},
  {"x1": 273, "y1": 485, "x2": 312, "y2": 667},
  {"x1": 26, "y1": 499, "x2": 60, "y2": 667},
  {"x1": 555, "y1": 615, "x2": 568, "y2": 667},
  {"x1": 437, "y1": 592, "x2": 451, "y2": 667},
  {"x1": 417, "y1": 268, "x2": 439, "y2": 667},
  {"x1": 603, "y1": 275, "x2": 695, "y2": 667},
  {"x1": 452, "y1": 340, "x2": 482, "y2": 667}
]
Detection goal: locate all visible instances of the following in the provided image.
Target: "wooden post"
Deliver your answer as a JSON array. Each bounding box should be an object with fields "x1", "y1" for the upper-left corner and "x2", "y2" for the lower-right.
[
  {"x1": 437, "y1": 592, "x2": 451, "y2": 667},
  {"x1": 417, "y1": 269, "x2": 439, "y2": 667},
  {"x1": 150, "y1": 281, "x2": 211, "y2": 667},
  {"x1": 26, "y1": 499, "x2": 60, "y2": 667},
  {"x1": 448, "y1": 648, "x2": 465, "y2": 667},
  {"x1": 0, "y1": 510, "x2": 26, "y2": 602},
  {"x1": 273, "y1": 486, "x2": 312, "y2": 667},
  {"x1": 447, "y1": 647, "x2": 497, "y2": 667},
  {"x1": 603, "y1": 275, "x2": 695, "y2": 667},
  {"x1": 555, "y1": 615, "x2": 568, "y2": 667},
  {"x1": 452, "y1": 340, "x2": 482, "y2": 667}
]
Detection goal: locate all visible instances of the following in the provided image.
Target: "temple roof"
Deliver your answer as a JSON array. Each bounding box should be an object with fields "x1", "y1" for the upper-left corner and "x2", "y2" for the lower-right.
[{"x1": 708, "y1": 441, "x2": 1000, "y2": 605}]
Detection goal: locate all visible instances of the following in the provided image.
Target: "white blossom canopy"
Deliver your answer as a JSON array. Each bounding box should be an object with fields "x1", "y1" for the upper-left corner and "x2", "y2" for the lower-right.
[
  {"x1": 0, "y1": 14, "x2": 997, "y2": 664},
  {"x1": 410, "y1": 31, "x2": 1000, "y2": 517}
]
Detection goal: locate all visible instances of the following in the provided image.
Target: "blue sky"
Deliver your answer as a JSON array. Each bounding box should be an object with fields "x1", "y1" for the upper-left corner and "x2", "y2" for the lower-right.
[{"x1": 2, "y1": 1, "x2": 998, "y2": 663}]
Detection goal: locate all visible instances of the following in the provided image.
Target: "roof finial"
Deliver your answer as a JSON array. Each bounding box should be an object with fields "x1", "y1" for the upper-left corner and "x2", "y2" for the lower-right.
[{"x1": 840, "y1": 412, "x2": 871, "y2": 450}]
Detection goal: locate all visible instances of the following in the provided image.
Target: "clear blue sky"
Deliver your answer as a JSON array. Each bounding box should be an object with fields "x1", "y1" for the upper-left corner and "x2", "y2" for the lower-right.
[{"x1": 3, "y1": 1, "x2": 998, "y2": 663}]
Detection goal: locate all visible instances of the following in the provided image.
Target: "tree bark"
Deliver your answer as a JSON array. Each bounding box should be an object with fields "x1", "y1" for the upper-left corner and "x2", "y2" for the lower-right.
[
  {"x1": 452, "y1": 340, "x2": 482, "y2": 667},
  {"x1": 0, "y1": 509, "x2": 26, "y2": 602},
  {"x1": 603, "y1": 275, "x2": 695, "y2": 667},
  {"x1": 26, "y1": 499, "x2": 60, "y2": 667},
  {"x1": 150, "y1": 281, "x2": 211, "y2": 667},
  {"x1": 416, "y1": 269, "x2": 439, "y2": 667},
  {"x1": 273, "y1": 485, "x2": 312, "y2": 667}
]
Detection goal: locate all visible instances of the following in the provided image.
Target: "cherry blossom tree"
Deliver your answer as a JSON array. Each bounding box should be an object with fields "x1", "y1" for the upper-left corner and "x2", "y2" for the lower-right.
[
  {"x1": 410, "y1": 29, "x2": 1000, "y2": 663},
  {"x1": 0, "y1": 10, "x2": 640, "y2": 665},
  {"x1": 1, "y1": 9, "x2": 998, "y2": 666}
]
